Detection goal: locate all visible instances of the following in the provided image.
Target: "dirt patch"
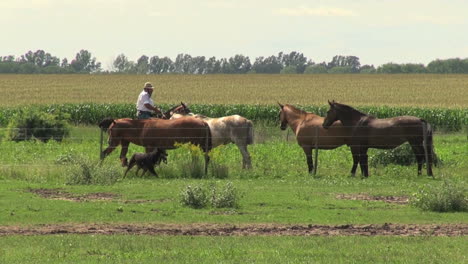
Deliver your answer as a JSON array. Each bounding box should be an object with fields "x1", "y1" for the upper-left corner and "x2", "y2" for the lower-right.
[
  {"x1": 28, "y1": 188, "x2": 170, "y2": 204},
  {"x1": 336, "y1": 193, "x2": 409, "y2": 204},
  {"x1": 0, "y1": 223, "x2": 466, "y2": 237},
  {"x1": 29, "y1": 188, "x2": 118, "y2": 202},
  {"x1": 123, "y1": 199, "x2": 171, "y2": 204}
]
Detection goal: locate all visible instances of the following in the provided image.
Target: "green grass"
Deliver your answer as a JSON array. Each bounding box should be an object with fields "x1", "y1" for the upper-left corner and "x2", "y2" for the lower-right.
[
  {"x1": 0, "y1": 235, "x2": 466, "y2": 263},
  {"x1": 0, "y1": 126, "x2": 466, "y2": 226}
]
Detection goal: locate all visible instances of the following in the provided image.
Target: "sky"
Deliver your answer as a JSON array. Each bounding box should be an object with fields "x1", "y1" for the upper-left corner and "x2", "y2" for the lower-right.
[{"x1": 1, "y1": 0, "x2": 467, "y2": 69}]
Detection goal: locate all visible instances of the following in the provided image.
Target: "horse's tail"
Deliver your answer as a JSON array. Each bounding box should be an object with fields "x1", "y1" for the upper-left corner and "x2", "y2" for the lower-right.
[
  {"x1": 99, "y1": 118, "x2": 116, "y2": 132},
  {"x1": 422, "y1": 120, "x2": 437, "y2": 169},
  {"x1": 203, "y1": 122, "x2": 213, "y2": 152},
  {"x1": 246, "y1": 119, "x2": 254, "y2": 145}
]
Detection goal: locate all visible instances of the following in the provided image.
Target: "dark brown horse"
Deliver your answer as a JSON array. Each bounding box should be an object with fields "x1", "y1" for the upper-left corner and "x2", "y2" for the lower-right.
[
  {"x1": 278, "y1": 103, "x2": 351, "y2": 173},
  {"x1": 322, "y1": 100, "x2": 434, "y2": 177},
  {"x1": 99, "y1": 116, "x2": 212, "y2": 173}
]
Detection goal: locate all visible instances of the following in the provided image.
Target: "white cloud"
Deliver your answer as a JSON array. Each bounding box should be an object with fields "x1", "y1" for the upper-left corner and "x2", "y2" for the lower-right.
[{"x1": 274, "y1": 7, "x2": 357, "y2": 17}]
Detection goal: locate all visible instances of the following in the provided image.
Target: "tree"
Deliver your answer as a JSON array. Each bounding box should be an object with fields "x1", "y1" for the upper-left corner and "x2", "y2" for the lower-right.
[
  {"x1": 278, "y1": 51, "x2": 308, "y2": 73},
  {"x1": 359, "y1": 64, "x2": 376, "y2": 73},
  {"x1": 304, "y1": 64, "x2": 328, "y2": 74},
  {"x1": 19, "y1": 50, "x2": 59, "y2": 67},
  {"x1": 252, "y1": 56, "x2": 283, "y2": 73},
  {"x1": 227, "y1": 54, "x2": 251, "y2": 74},
  {"x1": 204, "y1": 56, "x2": 221, "y2": 74},
  {"x1": 173, "y1": 53, "x2": 193, "y2": 73},
  {"x1": 113, "y1": 54, "x2": 131, "y2": 73},
  {"x1": 70, "y1": 50, "x2": 101, "y2": 73},
  {"x1": 377, "y1": 63, "x2": 402, "y2": 73},
  {"x1": 149, "y1": 56, "x2": 174, "y2": 74},
  {"x1": 327, "y1": 55, "x2": 361, "y2": 72},
  {"x1": 400, "y1": 63, "x2": 427, "y2": 73},
  {"x1": 136, "y1": 55, "x2": 150, "y2": 74}
]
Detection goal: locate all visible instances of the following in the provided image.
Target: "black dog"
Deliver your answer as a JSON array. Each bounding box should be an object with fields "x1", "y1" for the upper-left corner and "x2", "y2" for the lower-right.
[{"x1": 124, "y1": 149, "x2": 168, "y2": 177}]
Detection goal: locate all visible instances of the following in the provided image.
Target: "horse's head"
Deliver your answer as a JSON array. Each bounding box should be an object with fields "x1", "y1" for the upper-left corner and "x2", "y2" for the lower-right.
[
  {"x1": 278, "y1": 102, "x2": 288, "y2": 130},
  {"x1": 323, "y1": 100, "x2": 338, "y2": 129},
  {"x1": 165, "y1": 102, "x2": 193, "y2": 119},
  {"x1": 98, "y1": 118, "x2": 116, "y2": 132},
  {"x1": 179, "y1": 102, "x2": 192, "y2": 115}
]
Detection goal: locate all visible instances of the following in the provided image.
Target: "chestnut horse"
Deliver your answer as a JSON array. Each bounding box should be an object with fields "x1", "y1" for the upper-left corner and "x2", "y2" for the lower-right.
[
  {"x1": 278, "y1": 103, "x2": 351, "y2": 173},
  {"x1": 322, "y1": 100, "x2": 434, "y2": 177},
  {"x1": 169, "y1": 102, "x2": 254, "y2": 169},
  {"x1": 99, "y1": 116, "x2": 212, "y2": 173}
]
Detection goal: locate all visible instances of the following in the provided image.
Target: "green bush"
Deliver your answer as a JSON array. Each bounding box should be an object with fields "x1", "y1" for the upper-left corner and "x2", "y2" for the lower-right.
[
  {"x1": 210, "y1": 182, "x2": 240, "y2": 208},
  {"x1": 410, "y1": 180, "x2": 467, "y2": 212},
  {"x1": 180, "y1": 182, "x2": 240, "y2": 209},
  {"x1": 370, "y1": 144, "x2": 416, "y2": 166},
  {"x1": 5, "y1": 110, "x2": 70, "y2": 142},
  {"x1": 66, "y1": 157, "x2": 121, "y2": 185},
  {"x1": 370, "y1": 143, "x2": 440, "y2": 167},
  {"x1": 180, "y1": 184, "x2": 208, "y2": 209}
]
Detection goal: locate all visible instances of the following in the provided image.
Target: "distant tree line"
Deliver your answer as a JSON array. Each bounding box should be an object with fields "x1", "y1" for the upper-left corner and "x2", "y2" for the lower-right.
[{"x1": 1, "y1": 49, "x2": 468, "y2": 74}]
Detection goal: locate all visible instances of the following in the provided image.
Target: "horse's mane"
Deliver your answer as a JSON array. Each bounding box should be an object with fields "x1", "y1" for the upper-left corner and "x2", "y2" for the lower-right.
[
  {"x1": 285, "y1": 104, "x2": 308, "y2": 115},
  {"x1": 334, "y1": 102, "x2": 370, "y2": 117}
]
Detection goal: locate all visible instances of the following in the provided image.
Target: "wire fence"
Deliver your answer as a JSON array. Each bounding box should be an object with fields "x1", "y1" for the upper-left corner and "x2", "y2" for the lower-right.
[{"x1": 0, "y1": 124, "x2": 465, "y2": 174}]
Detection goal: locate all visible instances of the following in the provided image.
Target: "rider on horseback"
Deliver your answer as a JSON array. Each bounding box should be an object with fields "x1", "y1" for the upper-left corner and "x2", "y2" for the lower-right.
[{"x1": 136, "y1": 82, "x2": 164, "y2": 119}]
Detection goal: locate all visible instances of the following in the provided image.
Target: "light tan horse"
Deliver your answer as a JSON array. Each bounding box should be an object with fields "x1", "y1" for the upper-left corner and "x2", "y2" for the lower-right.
[
  {"x1": 278, "y1": 103, "x2": 351, "y2": 173},
  {"x1": 169, "y1": 103, "x2": 254, "y2": 169},
  {"x1": 99, "y1": 116, "x2": 212, "y2": 173}
]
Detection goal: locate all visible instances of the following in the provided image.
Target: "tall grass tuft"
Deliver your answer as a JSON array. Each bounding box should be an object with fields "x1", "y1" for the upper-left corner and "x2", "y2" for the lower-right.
[
  {"x1": 180, "y1": 182, "x2": 240, "y2": 209},
  {"x1": 410, "y1": 180, "x2": 467, "y2": 212},
  {"x1": 66, "y1": 157, "x2": 121, "y2": 185}
]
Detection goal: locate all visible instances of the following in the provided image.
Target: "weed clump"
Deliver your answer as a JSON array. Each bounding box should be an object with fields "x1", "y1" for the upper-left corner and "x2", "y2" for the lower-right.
[
  {"x1": 180, "y1": 182, "x2": 240, "y2": 209},
  {"x1": 410, "y1": 180, "x2": 467, "y2": 212},
  {"x1": 66, "y1": 157, "x2": 120, "y2": 185}
]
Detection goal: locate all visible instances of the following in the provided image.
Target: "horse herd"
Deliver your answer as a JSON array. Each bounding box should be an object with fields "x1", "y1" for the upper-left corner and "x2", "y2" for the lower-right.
[{"x1": 99, "y1": 101, "x2": 435, "y2": 178}]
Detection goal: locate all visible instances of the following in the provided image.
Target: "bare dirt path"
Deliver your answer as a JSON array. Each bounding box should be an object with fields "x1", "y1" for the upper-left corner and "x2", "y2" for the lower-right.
[{"x1": 0, "y1": 223, "x2": 466, "y2": 236}]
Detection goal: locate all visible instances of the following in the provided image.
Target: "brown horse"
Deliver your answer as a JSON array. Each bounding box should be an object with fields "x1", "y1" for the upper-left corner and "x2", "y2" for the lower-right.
[
  {"x1": 322, "y1": 100, "x2": 434, "y2": 177},
  {"x1": 169, "y1": 102, "x2": 254, "y2": 169},
  {"x1": 99, "y1": 116, "x2": 212, "y2": 173},
  {"x1": 278, "y1": 103, "x2": 351, "y2": 173}
]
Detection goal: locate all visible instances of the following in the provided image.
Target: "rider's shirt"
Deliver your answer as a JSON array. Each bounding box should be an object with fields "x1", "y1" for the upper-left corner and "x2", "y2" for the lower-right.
[{"x1": 136, "y1": 90, "x2": 154, "y2": 112}]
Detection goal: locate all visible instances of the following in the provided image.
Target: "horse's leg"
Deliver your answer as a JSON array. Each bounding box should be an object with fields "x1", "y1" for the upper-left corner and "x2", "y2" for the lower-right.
[
  {"x1": 135, "y1": 166, "x2": 141, "y2": 177},
  {"x1": 101, "y1": 139, "x2": 120, "y2": 160},
  {"x1": 409, "y1": 139, "x2": 424, "y2": 176},
  {"x1": 350, "y1": 146, "x2": 360, "y2": 177},
  {"x1": 237, "y1": 144, "x2": 252, "y2": 169},
  {"x1": 359, "y1": 147, "x2": 369, "y2": 177},
  {"x1": 119, "y1": 141, "x2": 130, "y2": 167},
  {"x1": 302, "y1": 146, "x2": 314, "y2": 174},
  {"x1": 204, "y1": 152, "x2": 210, "y2": 175}
]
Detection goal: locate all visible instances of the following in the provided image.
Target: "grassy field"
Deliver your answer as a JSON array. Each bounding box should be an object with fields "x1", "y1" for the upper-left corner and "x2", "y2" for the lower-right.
[
  {"x1": 0, "y1": 126, "x2": 466, "y2": 225},
  {"x1": 1, "y1": 236, "x2": 466, "y2": 263},
  {"x1": 0, "y1": 74, "x2": 467, "y2": 108},
  {"x1": 0, "y1": 74, "x2": 467, "y2": 263},
  {"x1": 0, "y1": 126, "x2": 466, "y2": 262}
]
